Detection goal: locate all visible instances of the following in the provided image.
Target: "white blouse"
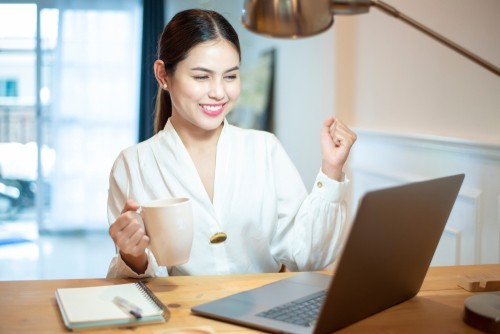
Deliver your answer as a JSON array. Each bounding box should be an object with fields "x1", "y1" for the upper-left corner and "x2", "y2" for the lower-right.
[{"x1": 106, "y1": 119, "x2": 349, "y2": 278}]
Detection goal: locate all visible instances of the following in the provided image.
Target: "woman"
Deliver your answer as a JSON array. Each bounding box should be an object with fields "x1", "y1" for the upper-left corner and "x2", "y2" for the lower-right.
[{"x1": 107, "y1": 9, "x2": 356, "y2": 278}]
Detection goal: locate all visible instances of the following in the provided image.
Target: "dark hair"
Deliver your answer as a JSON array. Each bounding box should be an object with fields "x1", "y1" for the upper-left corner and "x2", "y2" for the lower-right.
[{"x1": 154, "y1": 9, "x2": 241, "y2": 133}]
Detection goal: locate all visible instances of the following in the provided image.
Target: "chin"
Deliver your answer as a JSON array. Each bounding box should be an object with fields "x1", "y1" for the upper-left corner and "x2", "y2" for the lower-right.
[{"x1": 198, "y1": 116, "x2": 225, "y2": 131}]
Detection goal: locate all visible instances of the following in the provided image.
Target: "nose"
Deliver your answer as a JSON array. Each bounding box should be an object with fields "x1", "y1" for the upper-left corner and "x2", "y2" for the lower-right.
[{"x1": 208, "y1": 78, "x2": 225, "y2": 100}]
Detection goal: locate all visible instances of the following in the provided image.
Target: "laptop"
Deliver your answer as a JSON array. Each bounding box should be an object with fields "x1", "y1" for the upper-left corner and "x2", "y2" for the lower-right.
[{"x1": 191, "y1": 174, "x2": 465, "y2": 333}]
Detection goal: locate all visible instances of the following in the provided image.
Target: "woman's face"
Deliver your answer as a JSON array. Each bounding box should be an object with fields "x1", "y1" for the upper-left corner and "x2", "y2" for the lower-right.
[{"x1": 166, "y1": 39, "x2": 240, "y2": 133}]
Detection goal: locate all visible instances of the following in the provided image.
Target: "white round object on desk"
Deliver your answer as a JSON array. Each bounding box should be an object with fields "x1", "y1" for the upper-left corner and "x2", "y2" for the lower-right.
[{"x1": 463, "y1": 291, "x2": 500, "y2": 333}]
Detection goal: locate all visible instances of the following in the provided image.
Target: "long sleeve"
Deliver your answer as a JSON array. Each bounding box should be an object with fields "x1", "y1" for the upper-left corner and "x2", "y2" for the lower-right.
[{"x1": 266, "y1": 134, "x2": 349, "y2": 272}]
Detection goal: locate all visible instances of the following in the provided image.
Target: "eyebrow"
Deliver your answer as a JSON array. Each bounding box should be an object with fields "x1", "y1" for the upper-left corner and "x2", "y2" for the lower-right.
[{"x1": 191, "y1": 66, "x2": 240, "y2": 74}]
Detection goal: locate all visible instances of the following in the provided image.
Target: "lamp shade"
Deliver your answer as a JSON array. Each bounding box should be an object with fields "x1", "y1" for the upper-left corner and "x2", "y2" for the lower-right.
[{"x1": 242, "y1": 0, "x2": 334, "y2": 38}]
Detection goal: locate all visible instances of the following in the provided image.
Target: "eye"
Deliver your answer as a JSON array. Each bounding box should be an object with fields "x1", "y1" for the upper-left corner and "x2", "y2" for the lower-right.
[
  {"x1": 225, "y1": 74, "x2": 238, "y2": 81},
  {"x1": 193, "y1": 75, "x2": 209, "y2": 81}
]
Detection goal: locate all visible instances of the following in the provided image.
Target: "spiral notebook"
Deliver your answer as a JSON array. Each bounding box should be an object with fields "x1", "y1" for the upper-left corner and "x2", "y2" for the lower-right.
[{"x1": 55, "y1": 281, "x2": 168, "y2": 331}]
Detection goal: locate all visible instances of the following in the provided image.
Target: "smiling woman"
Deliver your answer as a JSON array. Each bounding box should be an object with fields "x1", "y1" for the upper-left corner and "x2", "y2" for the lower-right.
[
  {"x1": 106, "y1": 8, "x2": 357, "y2": 279},
  {"x1": 156, "y1": 38, "x2": 241, "y2": 133}
]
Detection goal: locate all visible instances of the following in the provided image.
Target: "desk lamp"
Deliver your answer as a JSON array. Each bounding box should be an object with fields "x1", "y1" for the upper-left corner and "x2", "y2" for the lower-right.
[{"x1": 241, "y1": 0, "x2": 500, "y2": 76}]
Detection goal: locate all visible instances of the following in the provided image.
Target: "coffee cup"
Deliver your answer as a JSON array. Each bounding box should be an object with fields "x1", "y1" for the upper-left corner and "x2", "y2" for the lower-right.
[{"x1": 139, "y1": 197, "x2": 193, "y2": 267}]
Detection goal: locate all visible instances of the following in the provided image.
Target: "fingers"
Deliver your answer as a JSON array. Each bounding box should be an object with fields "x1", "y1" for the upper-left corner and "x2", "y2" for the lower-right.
[
  {"x1": 323, "y1": 116, "x2": 335, "y2": 128},
  {"x1": 320, "y1": 116, "x2": 336, "y2": 144},
  {"x1": 121, "y1": 199, "x2": 141, "y2": 214},
  {"x1": 118, "y1": 221, "x2": 149, "y2": 256},
  {"x1": 110, "y1": 207, "x2": 148, "y2": 257},
  {"x1": 320, "y1": 117, "x2": 357, "y2": 180},
  {"x1": 328, "y1": 118, "x2": 357, "y2": 148},
  {"x1": 110, "y1": 219, "x2": 149, "y2": 257}
]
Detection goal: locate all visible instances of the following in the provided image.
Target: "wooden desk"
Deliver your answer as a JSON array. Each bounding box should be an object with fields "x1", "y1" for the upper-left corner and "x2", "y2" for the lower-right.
[{"x1": 0, "y1": 264, "x2": 498, "y2": 333}]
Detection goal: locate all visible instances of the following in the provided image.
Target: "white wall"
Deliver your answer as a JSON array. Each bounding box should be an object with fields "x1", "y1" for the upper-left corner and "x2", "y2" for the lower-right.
[
  {"x1": 334, "y1": 0, "x2": 500, "y2": 142},
  {"x1": 349, "y1": 131, "x2": 500, "y2": 265},
  {"x1": 335, "y1": 0, "x2": 500, "y2": 265}
]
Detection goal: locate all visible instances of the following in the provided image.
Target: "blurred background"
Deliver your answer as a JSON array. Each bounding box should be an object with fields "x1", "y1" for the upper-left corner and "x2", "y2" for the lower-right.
[{"x1": 0, "y1": 0, "x2": 499, "y2": 280}]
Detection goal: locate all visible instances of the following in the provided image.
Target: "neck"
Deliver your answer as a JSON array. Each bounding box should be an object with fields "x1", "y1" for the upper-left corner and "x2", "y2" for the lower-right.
[{"x1": 169, "y1": 116, "x2": 223, "y2": 151}]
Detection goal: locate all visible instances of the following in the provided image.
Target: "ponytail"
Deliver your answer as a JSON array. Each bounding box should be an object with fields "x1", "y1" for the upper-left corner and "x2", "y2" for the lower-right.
[{"x1": 153, "y1": 87, "x2": 172, "y2": 133}]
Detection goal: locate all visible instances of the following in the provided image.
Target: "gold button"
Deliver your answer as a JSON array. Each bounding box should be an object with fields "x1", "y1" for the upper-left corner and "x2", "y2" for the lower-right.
[
  {"x1": 317, "y1": 181, "x2": 323, "y2": 188},
  {"x1": 210, "y1": 232, "x2": 227, "y2": 244}
]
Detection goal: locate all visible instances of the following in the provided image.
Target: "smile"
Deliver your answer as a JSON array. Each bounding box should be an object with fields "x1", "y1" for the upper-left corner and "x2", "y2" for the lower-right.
[{"x1": 200, "y1": 103, "x2": 225, "y2": 116}]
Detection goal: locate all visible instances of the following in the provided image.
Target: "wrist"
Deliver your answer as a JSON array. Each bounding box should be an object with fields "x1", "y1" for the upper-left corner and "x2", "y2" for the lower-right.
[
  {"x1": 120, "y1": 250, "x2": 148, "y2": 275},
  {"x1": 321, "y1": 162, "x2": 343, "y2": 181}
]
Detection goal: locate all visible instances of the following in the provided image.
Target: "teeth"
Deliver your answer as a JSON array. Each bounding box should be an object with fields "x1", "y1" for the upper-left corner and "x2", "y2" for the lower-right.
[{"x1": 201, "y1": 104, "x2": 222, "y2": 112}]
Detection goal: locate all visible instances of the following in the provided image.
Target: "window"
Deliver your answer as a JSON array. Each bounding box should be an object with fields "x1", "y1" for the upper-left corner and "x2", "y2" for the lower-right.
[{"x1": 0, "y1": 1, "x2": 142, "y2": 231}]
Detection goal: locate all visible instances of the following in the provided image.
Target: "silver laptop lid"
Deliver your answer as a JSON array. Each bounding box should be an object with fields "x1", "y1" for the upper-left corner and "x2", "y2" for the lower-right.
[{"x1": 314, "y1": 173, "x2": 464, "y2": 333}]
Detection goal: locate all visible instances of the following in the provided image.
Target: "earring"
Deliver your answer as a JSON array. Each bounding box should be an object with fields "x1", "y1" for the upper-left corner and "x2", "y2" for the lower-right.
[{"x1": 162, "y1": 83, "x2": 168, "y2": 90}]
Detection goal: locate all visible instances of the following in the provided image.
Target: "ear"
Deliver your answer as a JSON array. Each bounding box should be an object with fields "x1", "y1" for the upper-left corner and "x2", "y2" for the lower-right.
[{"x1": 154, "y1": 60, "x2": 169, "y2": 90}]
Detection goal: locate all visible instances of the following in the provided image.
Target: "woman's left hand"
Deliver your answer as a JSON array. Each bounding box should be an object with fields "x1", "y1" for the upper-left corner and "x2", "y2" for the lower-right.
[{"x1": 320, "y1": 117, "x2": 357, "y2": 181}]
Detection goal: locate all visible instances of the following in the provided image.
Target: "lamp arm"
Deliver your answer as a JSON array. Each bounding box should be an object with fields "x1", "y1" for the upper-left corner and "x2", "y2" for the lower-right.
[{"x1": 371, "y1": 0, "x2": 500, "y2": 76}]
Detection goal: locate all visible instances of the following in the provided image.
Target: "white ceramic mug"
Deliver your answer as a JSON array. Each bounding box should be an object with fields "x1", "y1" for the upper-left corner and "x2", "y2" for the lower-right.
[{"x1": 139, "y1": 198, "x2": 193, "y2": 267}]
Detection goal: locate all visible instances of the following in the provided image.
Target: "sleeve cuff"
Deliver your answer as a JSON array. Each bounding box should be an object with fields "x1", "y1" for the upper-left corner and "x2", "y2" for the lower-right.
[
  {"x1": 114, "y1": 249, "x2": 158, "y2": 278},
  {"x1": 312, "y1": 169, "x2": 349, "y2": 202}
]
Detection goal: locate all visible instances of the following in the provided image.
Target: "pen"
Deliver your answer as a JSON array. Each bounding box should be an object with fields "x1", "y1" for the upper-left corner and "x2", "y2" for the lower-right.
[{"x1": 113, "y1": 296, "x2": 143, "y2": 319}]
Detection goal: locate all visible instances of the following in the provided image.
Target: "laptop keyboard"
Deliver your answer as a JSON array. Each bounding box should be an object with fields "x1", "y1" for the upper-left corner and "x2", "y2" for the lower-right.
[{"x1": 256, "y1": 290, "x2": 326, "y2": 327}]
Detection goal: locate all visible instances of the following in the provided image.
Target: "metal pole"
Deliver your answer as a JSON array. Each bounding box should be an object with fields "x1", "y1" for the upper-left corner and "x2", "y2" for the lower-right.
[
  {"x1": 35, "y1": 5, "x2": 44, "y2": 230},
  {"x1": 372, "y1": 0, "x2": 500, "y2": 76}
]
